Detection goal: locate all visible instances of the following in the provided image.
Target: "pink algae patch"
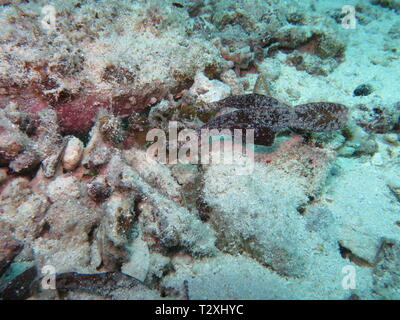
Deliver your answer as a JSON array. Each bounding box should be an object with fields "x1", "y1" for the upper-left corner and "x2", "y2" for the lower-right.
[
  {"x1": 0, "y1": 90, "x2": 49, "y2": 114},
  {"x1": 56, "y1": 96, "x2": 111, "y2": 135}
]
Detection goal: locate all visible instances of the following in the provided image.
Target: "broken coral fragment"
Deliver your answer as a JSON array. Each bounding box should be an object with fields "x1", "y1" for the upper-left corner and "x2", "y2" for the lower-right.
[
  {"x1": 62, "y1": 136, "x2": 84, "y2": 171},
  {"x1": 0, "y1": 115, "x2": 30, "y2": 166}
]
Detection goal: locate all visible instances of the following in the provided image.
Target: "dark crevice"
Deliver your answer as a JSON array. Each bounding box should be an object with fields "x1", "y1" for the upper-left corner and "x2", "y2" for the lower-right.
[
  {"x1": 338, "y1": 242, "x2": 374, "y2": 267},
  {"x1": 36, "y1": 222, "x2": 51, "y2": 239}
]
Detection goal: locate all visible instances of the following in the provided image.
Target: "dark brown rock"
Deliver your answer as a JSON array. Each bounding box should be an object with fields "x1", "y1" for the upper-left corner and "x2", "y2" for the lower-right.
[
  {"x1": 0, "y1": 266, "x2": 37, "y2": 300},
  {"x1": 0, "y1": 232, "x2": 23, "y2": 277}
]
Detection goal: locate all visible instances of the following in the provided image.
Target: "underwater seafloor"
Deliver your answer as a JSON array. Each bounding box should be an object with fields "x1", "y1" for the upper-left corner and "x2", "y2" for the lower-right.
[{"x1": 0, "y1": 0, "x2": 399, "y2": 300}]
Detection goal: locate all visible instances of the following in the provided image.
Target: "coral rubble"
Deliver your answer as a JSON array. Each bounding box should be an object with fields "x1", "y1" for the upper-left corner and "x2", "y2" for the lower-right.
[{"x1": 0, "y1": 0, "x2": 399, "y2": 300}]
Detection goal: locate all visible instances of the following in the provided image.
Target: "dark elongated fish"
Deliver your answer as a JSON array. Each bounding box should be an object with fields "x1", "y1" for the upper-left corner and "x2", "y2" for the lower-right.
[
  {"x1": 55, "y1": 271, "x2": 146, "y2": 297},
  {"x1": 201, "y1": 94, "x2": 348, "y2": 146}
]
